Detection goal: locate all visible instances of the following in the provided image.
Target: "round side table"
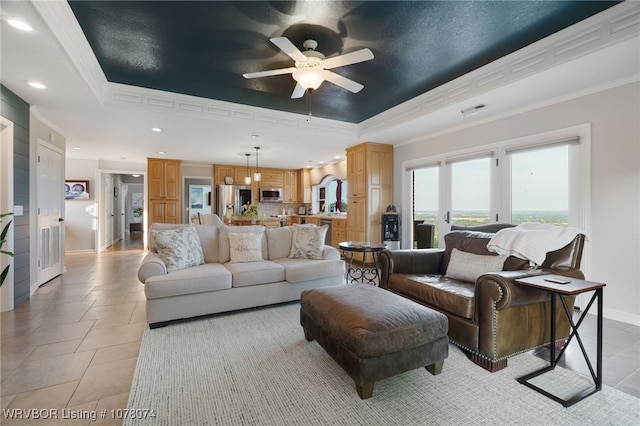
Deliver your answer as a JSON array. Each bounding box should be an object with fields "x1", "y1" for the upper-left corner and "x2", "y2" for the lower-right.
[{"x1": 338, "y1": 242, "x2": 387, "y2": 285}]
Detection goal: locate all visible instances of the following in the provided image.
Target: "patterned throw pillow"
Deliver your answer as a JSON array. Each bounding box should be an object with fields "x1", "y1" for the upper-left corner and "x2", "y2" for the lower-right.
[
  {"x1": 445, "y1": 248, "x2": 507, "y2": 283},
  {"x1": 289, "y1": 225, "x2": 328, "y2": 260},
  {"x1": 153, "y1": 226, "x2": 205, "y2": 272},
  {"x1": 228, "y1": 232, "x2": 264, "y2": 263}
]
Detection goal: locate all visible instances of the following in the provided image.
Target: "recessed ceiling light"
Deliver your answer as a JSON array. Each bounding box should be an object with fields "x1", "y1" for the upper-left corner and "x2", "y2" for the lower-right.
[
  {"x1": 7, "y1": 19, "x2": 33, "y2": 32},
  {"x1": 251, "y1": 132, "x2": 260, "y2": 138},
  {"x1": 319, "y1": 161, "x2": 325, "y2": 164},
  {"x1": 28, "y1": 81, "x2": 46, "y2": 89},
  {"x1": 132, "y1": 174, "x2": 140, "y2": 177},
  {"x1": 151, "y1": 127, "x2": 162, "y2": 132},
  {"x1": 72, "y1": 146, "x2": 81, "y2": 150},
  {"x1": 157, "y1": 151, "x2": 166, "y2": 155},
  {"x1": 334, "y1": 155, "x2": 341, "y2": 159}
]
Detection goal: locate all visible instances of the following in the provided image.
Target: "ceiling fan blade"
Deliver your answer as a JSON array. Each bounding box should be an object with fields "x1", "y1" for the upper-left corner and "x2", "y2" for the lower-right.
[
  {"x1": 323, "y1": 48, "x2": 374, "y2": 69},
  {"x1": 323, "y1": 70, "x2": 364, "y2": 93},
  {"x1": 243, "y1": 67, "x2": 296, "y2": 79},
  {"x1": 291, "y1": 83, "x2": 306, "y2": 99},
  {"x1": 270, "y1": 37, "x2": 307, "y2": 62}
]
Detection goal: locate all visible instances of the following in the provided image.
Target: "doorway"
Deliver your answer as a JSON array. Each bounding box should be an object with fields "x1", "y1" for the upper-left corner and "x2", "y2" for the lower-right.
[{"x1": 96, "y1": 171, "x2": 145, "y2": 252}]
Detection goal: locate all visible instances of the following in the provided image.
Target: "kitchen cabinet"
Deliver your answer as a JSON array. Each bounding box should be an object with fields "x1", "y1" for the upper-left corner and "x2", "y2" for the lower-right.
[
  {"x1": 214, "y1": 165, "x2": 235, "y2": 185},
  {"x1": 148, "y1": 158, "x2": 181, "y2": 226},
  {"x1": 305, "y1": 217, "x2": 321, "y2": 226},
  {"x1": 345, "y1": 142, "x2": 393, "y2": 251},
  {"x1": 297, "y1": 168, "x2": 312, "y2": 203},
  {"x1": 332, "y1": 218, "x2": 347, "y2": 249},
  {"x1": 284, "y1": 170, "x2": 297, "y2": 202},
  {"x1": 258, "y1": 168, "x2": 284, "y2": 188}
]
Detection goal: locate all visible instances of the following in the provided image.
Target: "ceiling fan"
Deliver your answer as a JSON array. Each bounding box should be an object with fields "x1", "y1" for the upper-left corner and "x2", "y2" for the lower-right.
[{"x1": 243, "y1": 37, "x2": 374, "y2": 99}]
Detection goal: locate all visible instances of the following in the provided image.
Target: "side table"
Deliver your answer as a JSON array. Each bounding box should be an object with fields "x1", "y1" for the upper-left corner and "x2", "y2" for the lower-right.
[
  {"x1": 515, "y1": 274, "x2": 606, "y2": 407},
  {"x1": 338, "y1": 242, "x2": 387, "y2": 285}
]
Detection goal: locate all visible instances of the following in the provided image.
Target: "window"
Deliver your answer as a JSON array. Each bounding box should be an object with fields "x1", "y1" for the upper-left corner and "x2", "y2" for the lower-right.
[
  {"x1": 450, "y1": 157, "x2": 491, "y2": 227},
  {"x1": 510, "y1": 145, "x2": 569, "y2": 226},
  {"x1": 406, "y1": 126, "x2": 588, "y2": 248},
  {"x1": 413, "y1": 166, "x2": 439, "y2": 247}
]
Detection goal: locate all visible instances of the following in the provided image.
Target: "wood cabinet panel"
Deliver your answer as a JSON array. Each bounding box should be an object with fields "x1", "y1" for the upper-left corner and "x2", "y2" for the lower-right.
[
  {"x1": 345, "y1": 143, "x2": 393, "y2": 248},
  {"x1": 284, "y1": 170, "x2": 297, "y2": 202},
  {"x1": 306, "y1": 217, "x2": 321, "y2": 226},
  {"x1": 297, "y1": 169, "x2": 311, "y2": 203},
  {"x1": 258, "y1": 168, "x2": 284, "y2": 188},
  {"x1": 214, "y1": 165, "x2": 234, "y2": 185},
  {"x1": 147, "y1": 158, "x2": 182, "y2": 227}
]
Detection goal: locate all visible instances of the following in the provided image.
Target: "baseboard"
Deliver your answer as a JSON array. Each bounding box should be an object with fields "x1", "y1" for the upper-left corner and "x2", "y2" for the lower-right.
[
  {"x1": 64, "y1": 249, "x2": 95, "y2": 254},
  {"x1": 602, "y1": 307, "x2": 640, "y2": 327}
]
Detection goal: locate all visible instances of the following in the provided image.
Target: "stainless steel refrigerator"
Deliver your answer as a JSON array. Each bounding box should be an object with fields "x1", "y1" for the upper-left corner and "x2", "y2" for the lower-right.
[{"x1": 216, "y1": 185, "x2": 253, "y2": 219}]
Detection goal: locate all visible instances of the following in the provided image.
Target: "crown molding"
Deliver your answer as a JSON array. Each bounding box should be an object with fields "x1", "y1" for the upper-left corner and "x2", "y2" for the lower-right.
[
  {"x1": 31, "y1": 0, "x2": 108, "y2": 104},
  {"x1": 358, "y1": 2, "x2": 640, "y2": 138},
  {"x1": 34, "y1": 0, "x2": 356, "y2": 139},
  {"x1": 106, "y1": 83, "x2": 357, "y2": 137}
]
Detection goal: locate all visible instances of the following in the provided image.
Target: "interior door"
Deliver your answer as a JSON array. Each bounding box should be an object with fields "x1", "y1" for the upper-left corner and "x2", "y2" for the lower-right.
[{"x1": 37, "y1": 141, "x2": 64, "y2": 285}]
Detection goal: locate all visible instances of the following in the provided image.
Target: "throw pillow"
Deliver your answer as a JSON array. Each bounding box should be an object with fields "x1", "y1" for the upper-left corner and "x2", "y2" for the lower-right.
[
  {"x1": 445, "y1": 248, "x2": 507, "y2": 283},
  {"x1": 289, "y1": 225, "x2": 328, "y2": 260},
  {"x1": 154, "y1": 226, "x2": 205, "y2": 272},
  {"x1": 228, "y1": 232, "x2": 264, "y2": 263}
]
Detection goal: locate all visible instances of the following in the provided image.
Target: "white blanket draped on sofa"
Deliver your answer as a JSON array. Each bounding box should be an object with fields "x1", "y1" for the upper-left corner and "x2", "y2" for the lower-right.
[{"x1": 486, "y1": 222, "x2": 585, "y2": 266}]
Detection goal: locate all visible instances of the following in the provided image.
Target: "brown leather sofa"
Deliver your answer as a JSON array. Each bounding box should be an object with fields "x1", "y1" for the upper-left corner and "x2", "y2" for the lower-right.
[{"x1": 379, "y1": 224, "x2": 586, "y2": 372}]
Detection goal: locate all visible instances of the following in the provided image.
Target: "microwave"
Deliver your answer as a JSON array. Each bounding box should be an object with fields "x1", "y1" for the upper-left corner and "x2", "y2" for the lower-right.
[{"x1": 259, "y1": 187, "x2": 283, "y2": 203}]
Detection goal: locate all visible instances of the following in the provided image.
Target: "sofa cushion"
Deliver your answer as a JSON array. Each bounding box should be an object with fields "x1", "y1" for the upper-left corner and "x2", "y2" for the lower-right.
[
  {"x1": 148, "y1": 223, "x2": 190, "y2": 252},
  {"x1": 153, "y1": 226, "x2": 204, "y2": 272},
  {"x1": 444, "y1": 230, "x2": 529, "y2": 272},
  {"x1": 265, "y1": 226, "x2": 293, "y2": 260},
  {"x1": 389, "y1": 273, "x2": 476, "y2": 320},
  {"x1": 194, "y1": 225, "x2": 219, "y2": 263},
  {"x1": 219, "y1": 225, "x2": 268, "y2": 263},
  {"x1": 144, "y1": 263, "x2": 232, "y2": 299},
  {"x1": 228, "y1": 231, "x2": 264, "y2": 263},
  {"x1": 445, "y1": 248, "x2": 507, "y2": 283},
  {"x1": 274, "y1": 258, "x2": 345, "y2": 283},
  {"x1": 224, "y1": 261, "x2": 285, "y2": 287},
  {"x1": 289, "y1": 225, "x2": 328, "y2": 259}
]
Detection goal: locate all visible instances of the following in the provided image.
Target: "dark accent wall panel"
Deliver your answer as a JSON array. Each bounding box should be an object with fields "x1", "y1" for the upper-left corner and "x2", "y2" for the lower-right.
[{"x1": 1, "y1": 84, "x2": 31, "y2": 306}]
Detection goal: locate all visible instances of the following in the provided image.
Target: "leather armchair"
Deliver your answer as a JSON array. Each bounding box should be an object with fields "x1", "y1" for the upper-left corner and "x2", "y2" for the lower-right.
[{"x1": 379, "y1": 226, "x2": 585, "y2": 372}]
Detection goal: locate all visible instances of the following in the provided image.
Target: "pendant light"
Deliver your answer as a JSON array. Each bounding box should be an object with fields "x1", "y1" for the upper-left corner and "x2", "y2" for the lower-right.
[
  {"x1": 244, "y1": 154, "x2": 251, "y2": 185},
  {"x1": 253, "y1": 147, "x2": 261, "y2": 182}
]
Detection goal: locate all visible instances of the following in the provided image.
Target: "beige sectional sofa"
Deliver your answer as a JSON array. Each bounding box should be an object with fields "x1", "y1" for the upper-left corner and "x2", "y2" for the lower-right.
[{"x1": 138, "y1": 222, "x2": 345, "y2": 327}]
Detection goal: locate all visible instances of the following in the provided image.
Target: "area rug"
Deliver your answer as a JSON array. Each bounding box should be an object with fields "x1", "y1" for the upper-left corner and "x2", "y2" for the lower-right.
[{"x1": 126, "y1": 302, "x2": 639, "y2": 425}]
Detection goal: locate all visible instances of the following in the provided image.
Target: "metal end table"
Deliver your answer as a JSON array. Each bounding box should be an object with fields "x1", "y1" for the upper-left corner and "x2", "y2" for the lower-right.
[
  {"x1": 338, "y1": 242, "x2": 387, "y2": 285},
  {"x1": 515, "y1": 274, "x2": 606, "y2": 407}
]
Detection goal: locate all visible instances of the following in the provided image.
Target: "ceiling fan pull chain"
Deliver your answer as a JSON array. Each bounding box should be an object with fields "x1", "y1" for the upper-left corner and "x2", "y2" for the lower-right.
[{"x1": 307, "y1": 89, "x2": 312, "y2": 121}]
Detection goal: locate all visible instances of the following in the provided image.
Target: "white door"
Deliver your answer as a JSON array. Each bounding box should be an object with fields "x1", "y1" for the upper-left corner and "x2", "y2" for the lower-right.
[
  {"x1": 104, "y1": 175, "x2": 114, "y2": 248},
  {"x1": 1, "y1": 117, "x2": 15, "y2": 311},
  {"x1": 37, "y1": 142, "x2": 64, "y2": 285}
]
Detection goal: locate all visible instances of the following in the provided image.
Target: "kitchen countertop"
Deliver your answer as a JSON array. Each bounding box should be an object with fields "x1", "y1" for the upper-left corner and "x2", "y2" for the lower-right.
[{"x1": 291, "y1": 214, "x2": 347, "y2": 220}]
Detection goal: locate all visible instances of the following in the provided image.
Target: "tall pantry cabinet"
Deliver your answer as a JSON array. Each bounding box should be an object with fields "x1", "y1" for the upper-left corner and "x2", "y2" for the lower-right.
[
  {"x1": 346, "y1": 142, "x2": 393, "y2": 246},
  {"x1": 148, "y1": 158, "x2": 181, "y2": 226}
]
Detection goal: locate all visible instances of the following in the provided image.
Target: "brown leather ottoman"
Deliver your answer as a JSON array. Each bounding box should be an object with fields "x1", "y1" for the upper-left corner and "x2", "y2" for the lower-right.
[{"x1": 300, "y1": 285, "x2": 449, "y2": 399}]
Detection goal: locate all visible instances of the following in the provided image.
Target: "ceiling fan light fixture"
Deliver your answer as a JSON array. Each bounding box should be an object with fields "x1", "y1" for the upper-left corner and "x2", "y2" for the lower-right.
[{"x1": 292, "y1": 68, "x2": 324, "y2": 90}]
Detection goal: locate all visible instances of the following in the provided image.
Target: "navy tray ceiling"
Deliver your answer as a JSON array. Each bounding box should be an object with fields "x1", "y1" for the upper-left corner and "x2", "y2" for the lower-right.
[{"x1": 68, "y1": 1, "x2": 618, "y2": 123}]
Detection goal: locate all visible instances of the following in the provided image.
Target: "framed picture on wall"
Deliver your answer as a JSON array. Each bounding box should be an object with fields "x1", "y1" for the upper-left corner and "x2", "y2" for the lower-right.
[
  {"x1": 190, "y1": 186, "x2": 204, "y2": 209},
  {"x1": 65, "y1": 180, "x2": 90, "y2": 200}
]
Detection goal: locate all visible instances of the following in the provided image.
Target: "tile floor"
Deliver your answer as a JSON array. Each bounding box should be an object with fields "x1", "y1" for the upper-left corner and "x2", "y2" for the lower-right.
[{"x1": 1, "y1": 235, "x2": 638, "y2": 425}]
